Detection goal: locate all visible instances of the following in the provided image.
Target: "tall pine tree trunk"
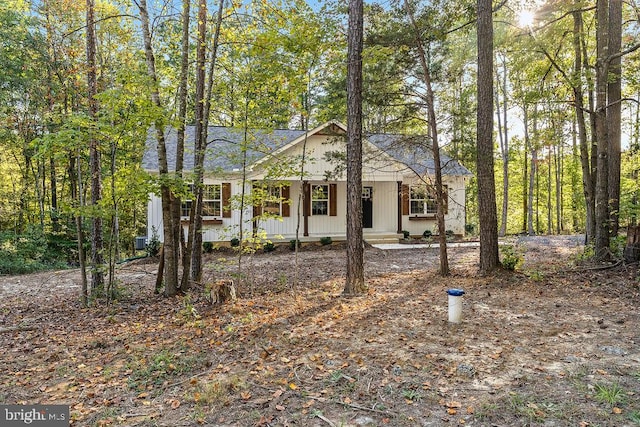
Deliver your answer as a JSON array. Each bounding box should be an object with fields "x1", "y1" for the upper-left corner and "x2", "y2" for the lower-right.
[
  {"x1": 344, "y1": 0, "x2": 365, "y2": 295},
  {"x1": 476, "y1": 0, "x2": 499, "y2": 273}
]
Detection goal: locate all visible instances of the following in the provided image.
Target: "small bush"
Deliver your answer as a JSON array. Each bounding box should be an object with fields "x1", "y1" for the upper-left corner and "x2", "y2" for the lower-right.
[
  {"x1": 145, "y1": 226, "x2": 161, "y2": 257},
  {"x1": 446, "y1": 230, "x2": 455, "y2": 241},
  {"x1": 203, "y1": 242, "x2": 214, "y2": 253},
  {"x1": 402, "y1": 230, "x2": 410, "y2": 239},
  {"x1": 289, "y1": 239, "x2": 301, "y2": 251},
  {"x1": 500, "y1": 244, "x2": 523, "y2": 271},
  {"x1": 465, "y1": 223, "x2": 476, "y2": 235},
  {"x1": 320, "y1": 236, "x2": 332, "y2": 246},
  {"x1": 422, "y1": 230, "x2": 432, "y2": 239},
  {"x1": 230, "y1": 237, "x2": 240, "y2": 247},
  {"x1": 263, "y1": 242, "x2": 276, "y2": 252}
]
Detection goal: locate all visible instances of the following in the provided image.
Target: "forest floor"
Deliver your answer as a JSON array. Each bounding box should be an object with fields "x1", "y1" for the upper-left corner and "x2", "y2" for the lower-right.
[{"x1": 0, "y1": 235, "x2": 639, "y2": 427}]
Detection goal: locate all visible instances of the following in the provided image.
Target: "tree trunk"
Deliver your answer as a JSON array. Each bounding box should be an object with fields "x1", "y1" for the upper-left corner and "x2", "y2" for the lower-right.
[
  {"x1": 607, "y1": 0, "x2": 622, "y2": 236},
  {"x1": 49, "y1": 156, "x2": 59, "y2": 232},
  {"x1": 594, "y1": 0, "x2": 610, "y2": 259},
  {"x1": 476, "y1": 0, "x2": 499, "y2": 273},
  {"x1": 344, "y1": 0, "x2": 366, "y2": 295},
  {"x1": 137, "y1": 0, "x2": 179, "y2": 295},
  {"x1": 175, "y1": 0, "x2": 190, "y2": 291},
  {"x1": 189, "y1": 0, "x2": 225, "y2": 286},
  {"x1": 495, "y1": 54, "x2": 508, "y2": 237},
  {"x1": 572, "y1": 7, "x2": 596, "y2": 243},
  {"x1": 71, "y1": 154, "x2": 88, "y2": 307},
  {"x1": 86, "y1": 0, "x2": 103, "y2": 295},
  {"x1": 527, "y1": 104, "x2": 537, "y2": 236},
  {"x1": 522, "y1": 113, "x2": 528, "y2": 234},
  {"x1": 404, "y1": 0, "x2": 448, "y2": 276}
]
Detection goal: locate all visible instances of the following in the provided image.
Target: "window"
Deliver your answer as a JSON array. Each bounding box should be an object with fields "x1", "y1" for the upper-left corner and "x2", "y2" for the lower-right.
[
  {"x1": 410, "y1": 186, "x2": 437, "y2": 215},
  {"x1": 263, "y1": 186, "x2": 282, "y2": 215},
  {"x1": 181, "y1": 184, "x2": 222, "y2": 217},
  {"x1": 311, "y1": 184, "x2": 329, "y2": 215}
]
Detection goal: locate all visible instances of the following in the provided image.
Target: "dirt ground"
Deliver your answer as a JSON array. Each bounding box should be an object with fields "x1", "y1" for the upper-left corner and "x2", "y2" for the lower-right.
[{"x1": 0, "y1": 235, "x2": 639, "y2": 427}]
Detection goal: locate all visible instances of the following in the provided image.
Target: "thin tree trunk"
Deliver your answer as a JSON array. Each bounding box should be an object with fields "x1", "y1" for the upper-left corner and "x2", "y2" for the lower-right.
[
  {"x1": 50, "y1": 156, "x2": 59, "y2": 232},
  {"x1": 137, "y1": 0, "x2": 179, "y2": 295},
  {"x1": 476, "y1": 0, "x2": 499, "y2": 272},
  {"x1": 607, "y1": 0, "x2": 622, "y2": 236},
  {"x1": 86, "y1": 0, "x2": 103, "y2": 296},
  {"x1": 526, "y1": 104, "x2": 536, "y2": 236},
  {"x1": 594, "y1": 0, "x2": 610, "y2": 259},
  {"x1": 556, "y1": 140, "x2": 562, "y2": 234},
  {"x1": 495, "y1": 54, "x2": 508, "y2": 237},
  {"x1": 71, "y1": 154, "x2": 88, "y2": 307},
  {"x1": 571, "y1": 118, "x2": 581, "y2": 231},
  {"x1": 404, "y1": 0, "x2": 448, "y2": 276},
  {"x1": 175, "y1": 0, "x2": 190, "y2": 291},
  {"x1": 187, "y1": 0, "x2": 209, "y2": 287},
  {"x1": 547, "y1": 144, "x2": 552, "y2": 234},
  {"x1": 344, "y1": 0, "x2": 365, "y2": 294},
  {"x1": 572, "y1": 7, "x2": 596, "y2": 242},
  {"x1": 189, "y1": 0, "x2": 225, "y2": 286},
  {"x1": 522, "y1": 117, "x2": 528, "y2": 234}
]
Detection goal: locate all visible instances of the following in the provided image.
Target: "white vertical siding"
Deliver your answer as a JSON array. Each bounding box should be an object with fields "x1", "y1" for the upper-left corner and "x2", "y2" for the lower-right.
[{"x1": 401, "y1": 176, "x2": 467, "y2": 237}]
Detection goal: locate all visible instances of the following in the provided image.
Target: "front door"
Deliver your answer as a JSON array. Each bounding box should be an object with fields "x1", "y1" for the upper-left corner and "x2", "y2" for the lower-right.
[{"x1": 362, "y1": 186, "x2": 373, "y2": 228}]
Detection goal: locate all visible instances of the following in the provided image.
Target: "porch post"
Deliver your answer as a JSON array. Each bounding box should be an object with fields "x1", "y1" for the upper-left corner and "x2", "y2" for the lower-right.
[
  {"x1": 397, "y1": 181, "x2": 403, "y2": 233},
  {"x1": 303, "y1": 181, "x2": 309, "y2": 237}
]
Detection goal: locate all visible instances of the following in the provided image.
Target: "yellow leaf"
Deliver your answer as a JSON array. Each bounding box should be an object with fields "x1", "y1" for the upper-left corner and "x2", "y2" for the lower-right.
[
  {"x1": 612, "y1": 407, "x2": 622, "y2": 414},
  {"x1": 289, "y1": 383, "x2": 298, "y2": 390},
  {"x1": 241, "y1": 391, "x2": 252, "y2": 400},
  {"x1": 447, "y1": 408, "x2": 457, "y2": 415},
  {"x1": 170, "y1": 399, "x2": 181, "y2": 409},
  {"x1": 344, "y1": 397, "x2": 352, "y2": 404}
]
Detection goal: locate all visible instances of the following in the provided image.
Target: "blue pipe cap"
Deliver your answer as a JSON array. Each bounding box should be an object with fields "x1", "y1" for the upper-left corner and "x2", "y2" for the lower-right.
[{"x1": 447, "y1": 288, "x2": 465, "y2": 296}]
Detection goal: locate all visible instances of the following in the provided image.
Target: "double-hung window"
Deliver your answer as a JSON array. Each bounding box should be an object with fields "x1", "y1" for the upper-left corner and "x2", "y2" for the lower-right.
[
  {"x1": 263, "y1": 186, "x2": 282, "y2": 215},
  {"x1": 410, "y1": 185, "x2": 437, "y2": 215},
  {"x1": 311, "y1": 184, "x2": 329, "y2": 215},
  {"x1": 181, "y1": 184, "x2": 222, "y2": 217}
]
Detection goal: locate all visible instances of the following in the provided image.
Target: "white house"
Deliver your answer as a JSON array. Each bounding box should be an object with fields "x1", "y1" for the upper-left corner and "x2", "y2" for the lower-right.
[{"x1": 142, "y1": 121, "x2": 472, "y2": 243}]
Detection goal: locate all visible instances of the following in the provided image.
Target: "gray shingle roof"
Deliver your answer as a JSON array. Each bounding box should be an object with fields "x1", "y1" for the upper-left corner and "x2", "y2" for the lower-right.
[
  {"x1": 142, "y1": 125, "x2": 472, "y2": 177},
  {"x1": 142, "y1": 126, "x2": 306, "y2": 173},
  {"x1": 366, "y1": 133, "x2": 473, "y2": 176}
]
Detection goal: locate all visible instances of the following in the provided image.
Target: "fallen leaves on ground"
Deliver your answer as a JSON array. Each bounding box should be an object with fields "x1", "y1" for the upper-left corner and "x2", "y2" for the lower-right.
[{"x1": 0, "y1": 238, "x2": 638, "y2": 426}]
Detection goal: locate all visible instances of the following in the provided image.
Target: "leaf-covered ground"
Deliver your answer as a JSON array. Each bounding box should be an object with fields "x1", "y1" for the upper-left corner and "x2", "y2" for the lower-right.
[{"x1": 0, "y1": 236, "x2": 639, "y2": 426}]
